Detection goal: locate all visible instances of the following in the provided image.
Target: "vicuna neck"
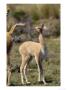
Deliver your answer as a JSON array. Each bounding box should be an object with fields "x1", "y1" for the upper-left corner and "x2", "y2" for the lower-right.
[
  {"x1": 39, "y1": 33, "x2": 45, "y2": 48},
  {"x1": 8, "y1": 24, "x2": 17, "y2": 35}
]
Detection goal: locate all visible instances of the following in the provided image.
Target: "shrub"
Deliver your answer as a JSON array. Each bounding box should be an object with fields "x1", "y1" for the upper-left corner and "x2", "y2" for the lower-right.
[{"x1": 12, "y1": 11, "x2": 27, "y2": 21}]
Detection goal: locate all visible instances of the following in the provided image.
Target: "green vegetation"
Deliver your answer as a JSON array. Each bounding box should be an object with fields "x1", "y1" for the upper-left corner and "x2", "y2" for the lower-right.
[
  {"x1": 7, "y1": 4, "x2": 60, "y2": 37},
  {"x1": 7, "y1": 4, "x2": 60, "y2": 19}
]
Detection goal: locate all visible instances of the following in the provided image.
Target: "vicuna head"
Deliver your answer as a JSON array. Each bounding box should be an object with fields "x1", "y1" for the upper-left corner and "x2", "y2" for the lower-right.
[{"x1": 35, "y1": 24, "x2": 48, "y2": 36}]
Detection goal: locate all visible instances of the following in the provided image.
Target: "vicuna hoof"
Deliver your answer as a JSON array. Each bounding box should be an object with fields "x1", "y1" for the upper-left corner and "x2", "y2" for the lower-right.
[
  {"x1": 43, "y1": 82, "x2": 47, "y2": 85},
  {"x1": 7, "y1": 83, "x2": 11, "y2": 86},
  {"x1": 21, "y1": 81, "x2": 26, "y2": 85},
  {"x1": 38, "y1": 81, "x2": 47, "y2": 85},
  {"x1": 26, "y1": 82, "x2": 31, "y2": 85}
]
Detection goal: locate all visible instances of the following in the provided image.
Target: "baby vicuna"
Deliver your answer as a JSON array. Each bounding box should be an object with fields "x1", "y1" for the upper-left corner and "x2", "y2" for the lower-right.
[{"x1": 19, "y1": 24, "x2": 48, "y2": 85}]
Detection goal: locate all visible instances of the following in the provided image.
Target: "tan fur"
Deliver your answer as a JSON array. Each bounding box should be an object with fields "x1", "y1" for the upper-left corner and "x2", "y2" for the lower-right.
[
  {"x1": 7, "y1": 23, "x2": 25, "y2": 85},
  {"x1": 19, "y1": 25, "x2": 47, "y2": 85}
]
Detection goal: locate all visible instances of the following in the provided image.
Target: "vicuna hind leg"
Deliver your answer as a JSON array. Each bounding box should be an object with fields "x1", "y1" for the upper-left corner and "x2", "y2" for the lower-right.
[
  {"x1": 24, "y1": 61, "x2": 31, "y2": 84},
  {"x1": 20, "y1": 55, "x2": 30, "y2": 85},
  {"x1": 20, "y1": 55, "x2": 26, "y2": 84},
  {"x1": 35, "y1": 56, "x2": 42, "y2": 82}
]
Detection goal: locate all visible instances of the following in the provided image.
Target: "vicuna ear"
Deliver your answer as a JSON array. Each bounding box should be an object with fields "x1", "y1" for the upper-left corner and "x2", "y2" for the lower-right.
[
  {"x1": 39, "y1": 24, "x2": 44, "y2": 33},
  {"x1": 41, "y1": 24, "x2": 44, "y2": 29},
  {"x1": 35, "y1": 24, "x2": 45, "y2": 33},
  {"x1": 35, "y1": 26, "x2": 40, "y2": 32}
]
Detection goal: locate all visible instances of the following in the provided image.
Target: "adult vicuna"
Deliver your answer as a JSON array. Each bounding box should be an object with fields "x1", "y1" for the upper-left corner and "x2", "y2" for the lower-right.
[
  {"x1": 7, "y1": 23, "x2": 25, "y2": 85},
  {"x1": 19, "y1": 24, "x2": 48, "y2": 85}
]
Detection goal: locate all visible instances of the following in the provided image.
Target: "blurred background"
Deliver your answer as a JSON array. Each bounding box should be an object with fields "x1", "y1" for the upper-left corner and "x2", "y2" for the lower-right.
[{"x1": 7, "y1": 4, "x2": 60, "y2": 38}]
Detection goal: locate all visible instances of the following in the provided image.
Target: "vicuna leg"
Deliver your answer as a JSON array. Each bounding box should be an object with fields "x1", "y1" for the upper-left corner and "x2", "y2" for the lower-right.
[
  {"x1": 24, "y1": 62, "x2": 31, "y2": 84},
  {"x1": 20, "y1": 55, "x2": 29, "y2": 84},
  {"x1": 7, "y1": 54, "x2": 12, "y2": 86},
  {"x1": 35, "y1": 56, "x2": 42, "y2": 82},
  {"x1": 35, "y1": 56, "x2": 46, "y2": 85},
  {"x1": 39, "y1": 60, "x2": 46, "y2": 85},
  {"x1": 7, "y1": 65, "x2": 11, "y2": 85}
]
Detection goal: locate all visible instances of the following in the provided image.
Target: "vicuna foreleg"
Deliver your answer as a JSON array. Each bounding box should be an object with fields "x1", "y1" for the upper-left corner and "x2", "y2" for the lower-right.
[{"x1": 35, "y1": 55, "x2": 46, "y2": 85}]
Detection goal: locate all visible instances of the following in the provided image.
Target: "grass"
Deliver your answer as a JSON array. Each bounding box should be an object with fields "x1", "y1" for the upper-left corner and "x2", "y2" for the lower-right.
[{"x1": 9, "y1": 37, "x2": 60, "y2": 86}]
